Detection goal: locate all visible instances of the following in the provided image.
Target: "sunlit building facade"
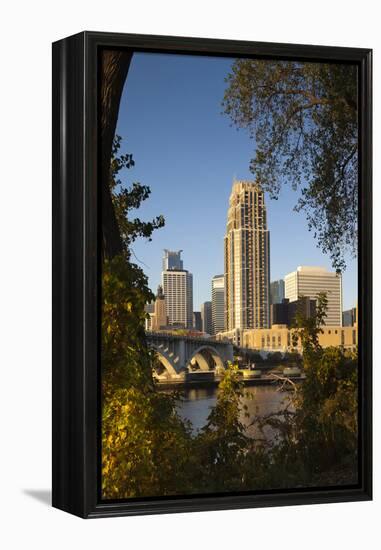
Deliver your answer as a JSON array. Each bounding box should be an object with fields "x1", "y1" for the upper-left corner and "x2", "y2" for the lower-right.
[
  {"x1": 224, "y1": 180, "x2": 270, "y2": 331},
  {"x1": 162, "y1": 251, "x2": 193, "y2": 328},
  {"x1": 151, "y1": 285, "x2": 168, "y2": 331},
  {"x1": 240, "y1": 324, "x2": 357, "y2": 353}
]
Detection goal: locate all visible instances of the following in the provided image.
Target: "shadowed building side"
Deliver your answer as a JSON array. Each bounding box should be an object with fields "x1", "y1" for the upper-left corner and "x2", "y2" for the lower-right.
[
  {"x1": 193, "y1": 311, "x2": 202, "y2": 331},
  {"x1": 271, "y1": 296, "x2": 316, "y2": 327},
  {"x1": 201, "y1": 301, "x2": 213, "y2": 335},
  {"x1": 270, "y1": 279, "x2": 285, "y2": 305}
]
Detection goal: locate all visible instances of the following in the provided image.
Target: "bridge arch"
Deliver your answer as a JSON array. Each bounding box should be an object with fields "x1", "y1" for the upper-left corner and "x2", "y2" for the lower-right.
[
  {"x1": 187, "y1": 345, "x2": 225, "y2": 372},
  {"x1": 150, "y1": 345, "x2": 178, "y2": 377}
]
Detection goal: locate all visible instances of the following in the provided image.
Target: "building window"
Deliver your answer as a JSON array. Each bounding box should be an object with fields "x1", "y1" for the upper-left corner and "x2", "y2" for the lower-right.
[{"x1": 352, "y1": 330, "x2": 356, "y2": 345}]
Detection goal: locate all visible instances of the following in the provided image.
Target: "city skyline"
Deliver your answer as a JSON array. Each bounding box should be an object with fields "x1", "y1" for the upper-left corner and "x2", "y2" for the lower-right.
[
  {"x1": 156, "y1": 250, "x2": 350, "y2": 332},
  {"x1": 115, "y1": 52, "x2": 358, "y2": 311}
]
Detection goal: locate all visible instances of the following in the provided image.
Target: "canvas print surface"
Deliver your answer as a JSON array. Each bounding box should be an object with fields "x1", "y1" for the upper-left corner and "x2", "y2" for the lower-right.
[{"x1": 100, "y1": 50, "x2": 359, "y2": 500}]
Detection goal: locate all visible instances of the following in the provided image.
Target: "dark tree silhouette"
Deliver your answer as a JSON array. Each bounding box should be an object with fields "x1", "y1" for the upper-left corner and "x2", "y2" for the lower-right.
[{"x1": 100, "y1": 49, "x2": 132, "y2": 258}]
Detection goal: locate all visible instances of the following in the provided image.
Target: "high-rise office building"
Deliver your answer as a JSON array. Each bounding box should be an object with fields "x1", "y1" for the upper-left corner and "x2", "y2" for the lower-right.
[
  {"x1": 161, "y1": 250, "x2": 193, "y2": 328},
  {"x1": 162, "y1": 249, "x2": 183, "y2": 271},
  {"x1": 285, "y1": 266, "x2": 342, "y2": 326},
  {"x1": 224, "y1": 180, "x2": 270, "y2": 330},
  {"x1": 212, "y1": 274, "x2": 225, "y2": 335},
  {"x1": 201, "y1": 301, "x2": 213, "y2": 335},
  {"x1": 270, "y1": 279, "x2": 285, "y2": 304}
]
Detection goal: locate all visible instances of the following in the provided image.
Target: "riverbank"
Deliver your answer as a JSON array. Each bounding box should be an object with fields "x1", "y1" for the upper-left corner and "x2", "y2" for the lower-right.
[{"x1": 156, "y1": 373, "x2": 305, "y2": 391}]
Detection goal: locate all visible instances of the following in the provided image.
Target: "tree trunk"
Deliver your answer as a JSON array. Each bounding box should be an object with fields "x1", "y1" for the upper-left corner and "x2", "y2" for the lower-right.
[{"x1": 101, "y1": 49, "x2": 133, "y2": 259}]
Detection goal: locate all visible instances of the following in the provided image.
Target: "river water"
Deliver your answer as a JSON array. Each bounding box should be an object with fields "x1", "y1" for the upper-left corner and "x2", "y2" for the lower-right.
[{"x1": 175, "y1": 384, "x2": 294, "y2": 441}]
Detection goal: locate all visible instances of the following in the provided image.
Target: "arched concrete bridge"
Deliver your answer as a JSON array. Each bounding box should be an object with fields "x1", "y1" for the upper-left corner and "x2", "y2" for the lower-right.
[{"x1": 146, "y1": 331, "x2": 234, "y2": 377}]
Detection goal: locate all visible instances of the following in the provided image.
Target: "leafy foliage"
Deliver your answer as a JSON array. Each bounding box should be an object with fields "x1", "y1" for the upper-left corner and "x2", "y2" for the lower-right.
[
  {"x1": 290, "y1": 294, "x2": 358, "y2": 476},
  {"x1": 102, "y1": 136, "x2": 165, "y2": 394},
  {"x1": 222, "y1": 60, "x2": 358, "y2": 271},
  {"x1": 195, "y1": 365, "x2": 251, "y2": 491},
  {"x1": 292, "y1": 291, "x2": 328, "y2": 356},
  {"x1": 102, "y1": 256, "x2": 154, "y2": 395},
  {"x1": 260, "y1": 294, "x2": 358, "y2": 487},
  {"x1": 102, "y1": 387, "x2": 194, "y2": 499},
  {"x1": 110, "y1": 135, "x2": 165, "y2": 256}
]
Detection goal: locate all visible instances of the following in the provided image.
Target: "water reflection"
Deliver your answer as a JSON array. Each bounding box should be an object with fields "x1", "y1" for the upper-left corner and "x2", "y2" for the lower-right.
[{"x1": 176, "y1": 385, "x2": 294, "y2": 441}]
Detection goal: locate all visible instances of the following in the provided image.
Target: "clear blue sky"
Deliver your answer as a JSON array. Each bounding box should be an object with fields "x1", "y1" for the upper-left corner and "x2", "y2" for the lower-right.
[{"x1": 115, "y1": 52, "x2": 357, "y2": 312}]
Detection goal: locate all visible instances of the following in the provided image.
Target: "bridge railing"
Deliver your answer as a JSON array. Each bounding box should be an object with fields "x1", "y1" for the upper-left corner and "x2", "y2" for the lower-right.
[{"x1": 145, "y1": 330, "x2": 230, "y2": 346}]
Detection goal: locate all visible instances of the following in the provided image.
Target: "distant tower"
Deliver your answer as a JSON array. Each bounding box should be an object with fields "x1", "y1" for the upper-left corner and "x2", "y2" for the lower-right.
[
  {"x1": 151, "y1": 285, "x2": 168, "y2": 331},
  {"x1": 212, "y1": 274, "x2": 225, "y2": 335},
  {"x1": 162, "y1": 250, "x2": 193, "y2": 328},
  {"x1": 201, "y1": 301, "x2": 213, "y2": 335},
  {"x1": 224, "y1": 180, "x2": 270, "y2": 330}
]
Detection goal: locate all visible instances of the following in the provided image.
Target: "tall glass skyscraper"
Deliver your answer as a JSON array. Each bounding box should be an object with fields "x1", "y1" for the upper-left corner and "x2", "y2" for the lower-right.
[
  {"x1": 212, "y1": 274, "x2": 225, "y2": 335},
  {"x1": 224, "y1": 180, "x2": 270, "y2": 330},
  {"x1": 270, "y1": 279, "x2": 285, "y2": 304},
  {"x1": 162, "y1": 249, "x2": 183, "y2": 271}
]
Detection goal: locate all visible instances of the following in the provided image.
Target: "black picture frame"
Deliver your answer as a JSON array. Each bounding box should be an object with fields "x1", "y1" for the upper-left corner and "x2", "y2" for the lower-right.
[{"x1": 52, "y1": 31, "x2": 372, "y2": 519}]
